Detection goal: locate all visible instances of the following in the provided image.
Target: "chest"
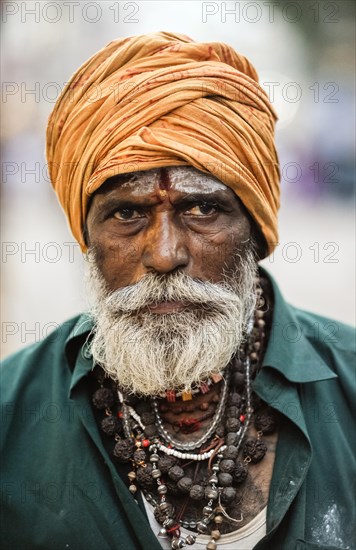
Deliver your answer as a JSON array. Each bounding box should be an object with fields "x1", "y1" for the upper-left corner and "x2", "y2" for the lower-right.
[{"x1": 153, "y1": 427, "x2": 278, "y2": 535}]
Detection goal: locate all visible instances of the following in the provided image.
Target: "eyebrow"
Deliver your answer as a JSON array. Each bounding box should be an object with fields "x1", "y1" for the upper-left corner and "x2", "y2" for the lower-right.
[
  {"x1": 95, "y1": 190, "x2": 237, "y2": 212},
  {"x1": 173, "y1": 192, "x2": 236, "y2": 209}
]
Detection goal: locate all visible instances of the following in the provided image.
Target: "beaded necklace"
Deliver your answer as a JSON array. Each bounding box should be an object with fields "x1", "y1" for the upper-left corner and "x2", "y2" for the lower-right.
[
  {"x1": 150, "y1": 368, "x2": 231, "y2": 452},
  {"x1": 91, "y1": 279, "x2": 278, "y2": 550}
]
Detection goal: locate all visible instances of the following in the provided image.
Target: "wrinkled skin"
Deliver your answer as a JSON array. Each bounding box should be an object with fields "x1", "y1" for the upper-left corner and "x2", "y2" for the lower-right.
[{"x1": 86, "y1": 166, "x2": 253, "y2": 298}]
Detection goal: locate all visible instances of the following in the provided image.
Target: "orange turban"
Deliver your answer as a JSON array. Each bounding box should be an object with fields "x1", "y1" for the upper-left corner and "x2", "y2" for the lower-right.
[{"x1": 46, "y1": 31, "x2": 279, "y2": 255}]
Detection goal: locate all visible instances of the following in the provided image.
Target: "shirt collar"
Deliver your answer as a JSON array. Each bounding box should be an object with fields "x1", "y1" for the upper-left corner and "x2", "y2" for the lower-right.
[
  {"x1": 64, "y1": 313, "x2": 93, "y2": 369},
  {"x1": 261, "y1": 267, "x2": 337, "y2": 383}
]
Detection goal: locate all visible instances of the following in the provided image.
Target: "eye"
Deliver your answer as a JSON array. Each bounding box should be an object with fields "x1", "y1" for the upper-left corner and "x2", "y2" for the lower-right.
[
  {"x1": 185, "y1": 202, "x2": 218, "y2": 216},
  {"x1": 113, "y1": 208, "x2": 144, "y2": 221}
]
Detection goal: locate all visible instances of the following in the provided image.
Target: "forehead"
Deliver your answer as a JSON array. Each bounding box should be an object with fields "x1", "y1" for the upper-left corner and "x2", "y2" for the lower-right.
[{"x1": 95, "y1": 166, "x2": 232, "y2": 198}]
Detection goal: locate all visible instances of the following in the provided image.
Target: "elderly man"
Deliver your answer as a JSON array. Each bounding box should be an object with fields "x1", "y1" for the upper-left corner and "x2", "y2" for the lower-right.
[{"x1": 1, "y1": 33, "x2": 354, "y2": 550}]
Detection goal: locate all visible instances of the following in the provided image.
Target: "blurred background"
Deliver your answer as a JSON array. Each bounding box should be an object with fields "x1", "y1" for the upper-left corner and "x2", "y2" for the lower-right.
[{"x1": 1, "y1": 0, "x2": 355, "y2": 357}]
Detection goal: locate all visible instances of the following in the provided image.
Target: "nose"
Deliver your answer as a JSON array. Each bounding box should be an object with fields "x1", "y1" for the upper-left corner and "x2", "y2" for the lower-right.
[{"x1": 141, "y1": 214, "x2": 189, "y2": 275}]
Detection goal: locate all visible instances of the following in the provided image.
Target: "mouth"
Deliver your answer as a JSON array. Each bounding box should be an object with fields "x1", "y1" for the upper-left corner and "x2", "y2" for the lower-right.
[{"x1": 144, "y1": 300, "x2": 191, "y2": 314}]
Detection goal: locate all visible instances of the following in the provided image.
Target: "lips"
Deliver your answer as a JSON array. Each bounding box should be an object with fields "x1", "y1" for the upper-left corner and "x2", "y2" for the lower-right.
[{"x1": 145, "y1": 301, "x2": 190, "y2": 314}]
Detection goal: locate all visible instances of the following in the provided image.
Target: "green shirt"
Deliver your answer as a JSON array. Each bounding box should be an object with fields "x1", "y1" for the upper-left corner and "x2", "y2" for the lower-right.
[{"x1": 1, "y1": 274, "x2": 355, "y2": 550}]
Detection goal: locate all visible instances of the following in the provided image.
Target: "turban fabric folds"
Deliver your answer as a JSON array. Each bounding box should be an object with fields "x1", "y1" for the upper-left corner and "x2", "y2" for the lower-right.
[{"x1": 46, "y1": 31, "x2": 280, "y2": 255}]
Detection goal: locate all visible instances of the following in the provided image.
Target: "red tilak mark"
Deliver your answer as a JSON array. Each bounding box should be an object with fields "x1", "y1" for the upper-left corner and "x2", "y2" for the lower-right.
[{"x1": 159, "y1": 167, "x2": 170, "y2": 190}]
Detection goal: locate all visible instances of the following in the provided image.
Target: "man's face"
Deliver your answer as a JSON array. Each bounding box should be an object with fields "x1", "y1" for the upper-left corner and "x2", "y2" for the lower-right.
[
  {"x1": 86, "y1": 166, "x2": 252, "y2": 295},
  {"x1": 85, "y1": 166, "x2": 258, "y2": 396}
]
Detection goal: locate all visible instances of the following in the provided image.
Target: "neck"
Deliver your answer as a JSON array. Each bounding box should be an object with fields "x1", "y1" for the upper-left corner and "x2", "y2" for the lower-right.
[{"x1": 156, "y1": 382, "x2": 223, "y2": 444}]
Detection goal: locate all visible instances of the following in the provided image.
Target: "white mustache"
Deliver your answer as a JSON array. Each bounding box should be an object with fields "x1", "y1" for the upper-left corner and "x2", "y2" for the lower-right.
[{"x1": 105, "y1": 272, "x2": 242, "y2": 314}]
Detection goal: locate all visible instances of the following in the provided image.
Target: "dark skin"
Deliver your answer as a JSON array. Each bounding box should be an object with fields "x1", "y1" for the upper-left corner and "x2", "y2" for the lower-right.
[
  {"x1": 86, "y1": 166, "x2": 276, "y2": 531},
  {"x1": 86, "y1": 166, "x2": 252, "y2": 295}
]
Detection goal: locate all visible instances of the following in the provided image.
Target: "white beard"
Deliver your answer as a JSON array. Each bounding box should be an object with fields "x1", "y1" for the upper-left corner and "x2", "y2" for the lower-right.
[{"x1": 86, "y1": 251, "x2": 258, "y2": 396}]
